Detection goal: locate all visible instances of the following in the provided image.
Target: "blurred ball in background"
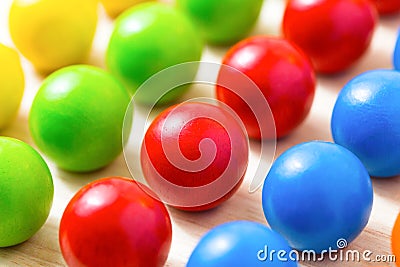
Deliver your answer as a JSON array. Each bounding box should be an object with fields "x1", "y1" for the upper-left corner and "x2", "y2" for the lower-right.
[
  {"x1": 0, "y1": 43, "x2": 24, "y2": 130},
  {"x1": 9, "y1": 0, "x2": 98, "y2": 74}
]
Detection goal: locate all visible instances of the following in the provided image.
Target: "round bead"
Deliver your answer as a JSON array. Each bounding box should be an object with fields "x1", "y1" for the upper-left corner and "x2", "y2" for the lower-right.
[
  {"x1": 262, "y1": 141, "x2": 373, "y2": 252},
  {"x1": 0, "y1": 137, "x2": 53, "y2": 247},
  {"x1": 282, "y1": 0, "x2": 377, "y2": 73},
  {"x1": 187, "y1": 221, "x2": 297, "y2": 267},
  {"x1": 106, "y1": 2, "x2": 203, "y2": 104},
  {"x1": 332, "y1": 69, "x2": 400, "y2": 177},
  {"x1": 30, "y1": 65, "x2": 130, "y2": 172},
  {"x1": 141, "y1": 102, "x2": 248, "y2": 211}
]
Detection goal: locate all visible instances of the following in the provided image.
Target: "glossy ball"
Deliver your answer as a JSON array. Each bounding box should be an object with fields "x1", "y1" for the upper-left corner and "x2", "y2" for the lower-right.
[
  {"x1": 262, "y1": 141, "x2": 373, "y2": 252},
  {"x1": 59, "y1": 177, "x2": 172, "y2": 267},
  {"x1": 29, "y1": 65, "x2": 130, "y2": 172},
  {"x1": 141, "y1": 102, "x2": 248, "y2": 211},
  {"x1": 391, "y1": 213, "x2": 400, "y2": 267},
  {"x1": 0, "y1": 137, "x2": 53, "y2": 247},
  {"x1": 187, "y1": 221, "x2": 297, "y2": 267},
  {"x1": 216, "y1": 36, "x2": 315, "y2": 139},
  {"x1": 9, "y1": 0, "x2": 98, "y2": 73},
  {"x1": 282, "y1": 0, "x2": 377, "y2": 73},
  {"x1": 0, "y1": 43, "x2": 24, "y2": 130},
  {"x1": 372, "y1": 0, "x2": 400, "y2": 14},
  {"x1": 332, "y1": 70, "x2": 400, "y2": 177},
  {"x1": 107, "y1": 2, "x2": 203, "y2": 104},
  {"x1": 176, "y1": 0, "x2": 264, "y2": 45}
]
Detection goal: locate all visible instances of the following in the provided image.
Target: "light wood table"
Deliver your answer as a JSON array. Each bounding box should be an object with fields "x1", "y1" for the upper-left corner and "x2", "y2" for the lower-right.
[{"x1": 0, "y1": 0, "x2": 400, "y2": 266}]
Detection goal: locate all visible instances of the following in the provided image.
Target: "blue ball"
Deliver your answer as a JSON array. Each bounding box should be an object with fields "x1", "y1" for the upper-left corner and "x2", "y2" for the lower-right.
[
  {"x1": 331, "y1": 69, "x2": 400, "y2": 177},
  {"x1": 262, "y1": 141, "x2": 373, "y2": 253},
  {"x1": 187, "y1": 221, "x2": 297, "y2": 267}
]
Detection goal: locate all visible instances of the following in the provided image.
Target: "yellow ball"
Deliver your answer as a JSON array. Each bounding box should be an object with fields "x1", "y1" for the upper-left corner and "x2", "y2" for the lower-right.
[
  {"x1": 0, "y1": 43, "x2": 24, "y2": 130},
  {"x1": 9, "y1": 0, "x2": 98, "y2": 74},
  {"x1": 100, "y1": 0, "x2": 151, "y2": 18}
]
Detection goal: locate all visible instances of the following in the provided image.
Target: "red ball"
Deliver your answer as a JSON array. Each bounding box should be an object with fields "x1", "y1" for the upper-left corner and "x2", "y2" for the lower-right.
[
  {"x1": 141, "y1": 102, "x2": 248, "y2": 211},
  {"x1": 216, "y1": 36, "x2": 315, "y2": 139},
  {"x1": 59, "y1": 177, "x2": 172, "y2": 267},
  {"x1": 282, "y1": 0, "x2": 377, "y2": 73},
  {"x1": 372, "y1": 0, "x2": 400, "y2": 14}
]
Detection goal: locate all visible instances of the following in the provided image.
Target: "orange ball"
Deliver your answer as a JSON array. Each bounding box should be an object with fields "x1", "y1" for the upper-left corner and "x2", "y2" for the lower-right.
[{"x1": 391, "y1": 213, "x2": 400, "y2": 266}]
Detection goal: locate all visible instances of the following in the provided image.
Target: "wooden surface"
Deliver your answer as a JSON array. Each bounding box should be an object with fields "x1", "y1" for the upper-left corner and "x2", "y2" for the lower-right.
[{"x1": 1, "y1": 0, "x2": 400, "y2": 266}]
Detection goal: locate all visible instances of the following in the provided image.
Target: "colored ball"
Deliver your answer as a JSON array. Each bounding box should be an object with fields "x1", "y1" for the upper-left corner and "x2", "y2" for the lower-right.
[
  {"x1": 106, "y1": 2, "x2": 203, "y2": 104},
  {"x1": 262, "y1": 141, "x2": 373, "y2": 252},
  {"x1": 0, "y1": 137, "x2": 53, "y2": 247},
  {"x1": 176, "y1": 0, "x2": 264, "y2": 45},
  {"x1": 0, "y1": 43, "x2": 24, "y2": 130},
  {"x1": 141, "y1": 102, "x2": 248, "y2": 211},
  {"x1": 187, "y1": 221, "x2": 298, "y2": 267},
  {"x1": 391, "y1": 213, "x2": 400, "y2": 267},
  {"x1": 282, "y1": 0, "x2": 377, "y2": 73},
  {"x1": 332, "y1": 69, "x2": 400, "y2": 177},
  {"x1": 59, "y1": 177, "x2": 172, "y2": 267},
  {"x1": 100, "y1": 0, "x2": 151, "y2": 18},
  {"x1": 9, "y1": 0, "x2": 98, "y2": 74},
  {"x1": 29, "y1": 65, "x2": 130, "y2": 172},
  {"x1": 372, "y1": 0, "x2": 400, "y2": 14},
  {"x1": 216, "y1": 36, "x2": 315, "y2": 139}
]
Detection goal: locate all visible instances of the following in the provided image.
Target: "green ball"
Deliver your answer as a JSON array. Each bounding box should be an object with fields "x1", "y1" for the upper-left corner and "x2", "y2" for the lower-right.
[
  {"x1": 176, "y1": 0, "x2": 264, "y2": 45},
  {"x1": 29, "y1": 65, "x2": 131, "y2": 172},
  {"x1": 0, "y1": 137, "x2": 53, "y2": 247},
  {"x1": 106, "y1": 2, "x2": 204, "y2": 105}
]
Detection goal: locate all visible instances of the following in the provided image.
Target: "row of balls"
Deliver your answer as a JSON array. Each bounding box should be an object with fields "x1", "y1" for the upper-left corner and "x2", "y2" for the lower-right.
[
  {"x1": 1, "y1": 0, "x2": 392, "y2": 142},
  {"x1": 5, "y1": 0, "x2": 396, "y2": 80},
  {"x1": 0, "y1": 137, "x2": 396, "y2": 267},
  {"x1": 3, "y1": 0, "x2": 398, "y2": 147}
]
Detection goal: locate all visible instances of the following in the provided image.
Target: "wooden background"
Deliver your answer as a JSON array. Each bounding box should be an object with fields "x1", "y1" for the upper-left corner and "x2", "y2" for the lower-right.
[{"x1": 1, "y1": 0, "x2": 400, "y2": 266}]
